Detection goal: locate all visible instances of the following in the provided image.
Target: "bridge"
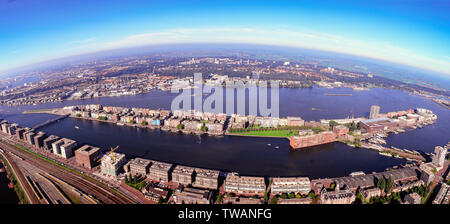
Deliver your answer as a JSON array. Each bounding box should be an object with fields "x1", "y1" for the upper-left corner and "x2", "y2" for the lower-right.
[{"x1": 32, "y1": 114, "x2": 70, "y2": 130}]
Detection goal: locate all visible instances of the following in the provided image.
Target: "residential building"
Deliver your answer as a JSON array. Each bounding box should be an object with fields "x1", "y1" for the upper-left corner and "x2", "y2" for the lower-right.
[
  {"x1": 224, "y1": 173, "x2": 266, "y2": 195},
  {"x1": 75, "y1": 145, "x2": 101, "y2": 169},
  {"x1": 128, "y1": 158, "x2": 152, "y2": 177},
  {"x1": 173, "y1": 187, "x2": 212, "y2": 204},
  {"x1": 404, "y1": 192, "x2": 421, "y2": 204},
  {"x1": 432, "y1": 146, "x2": 447, "y2": 168},
  {"x1": 192, "y1": 168, "x2": 220, "y2": 190},
  {"x1": 101, "y1": 152, "x2": 127, "y2": 176},
  {"x1": 42, "y1": 135, "x2": 60, "y2": 152},
  {"x1": 360, "y1": 188, "x2": 381, "y2": 200},
  {"x1": 148, "y1": 161, "x2": 172, "y2": 182},
  {"x1": 287, "y1": 117, "x2": 304, "y2": 126},
  {"x1": 52, "y1": 138, "x2": 77, "y2": 159},
  {"x1": 172, "y1": 165, "x2": 195, "y2": 186},
  {"x1": 369, "y1": 105, "x2": 380, "y2": 119},
  {"x1": 320, "y1": 186, "x2": 355, "y2": 204},
  {"x1": 270, "y1": 177, "x2": 311, "y2": 195},
  {"x1": 290, "y1": 131, "x2": 336, "y2": 149},
  {"x1": 33, "y1": 132, "x2": 46, "y2": 148}
]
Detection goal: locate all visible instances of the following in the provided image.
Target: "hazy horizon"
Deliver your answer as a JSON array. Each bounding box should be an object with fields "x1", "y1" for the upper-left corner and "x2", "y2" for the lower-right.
[{"x1": 1, "y1": 0, "x2": 449, "y2": 76}]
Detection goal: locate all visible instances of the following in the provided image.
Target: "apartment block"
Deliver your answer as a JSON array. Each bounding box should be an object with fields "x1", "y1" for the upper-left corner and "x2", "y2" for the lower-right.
[
  {"x1": 271, "y1": 177, "x2": 311, "y2": 195},
  {"x1": 33, "y1": 132, "x2": 47, "y2": 148},
  {"x1": 172, "y1": 165, "x2": 195, "y2": 185},
  {"x1": 101, "y1": 152, "x2": 127, "y2": 176},
  {"x1": 75, "y1": 145, "x2": 101, "y2": 169},
  {"x1": 148, "y1": 161, "x2": 173, "y2": 182},
  {"x1": 224, "y1": 173, "x2": 266, "y2": 195},
  {"x1": 52, "y1": 138, "x2": 78, "y2": 159},
  {"x1": 42, "y1": 135, "x2": 60, "y2": 152},
  {"x1": 173, "y1": 187, "x2": 211, "y2": 204},
  {"x1": 192, "y1": 168, "x2": 220, "y2": 190},
  {"x1": 128, "y1": 158, "x2": 152, "y2": 177}
]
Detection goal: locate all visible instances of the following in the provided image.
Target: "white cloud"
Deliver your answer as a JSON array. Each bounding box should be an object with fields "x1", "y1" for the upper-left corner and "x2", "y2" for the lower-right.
[{"x1": 53, "y1": 27, "x2": 450, "y2": 76}]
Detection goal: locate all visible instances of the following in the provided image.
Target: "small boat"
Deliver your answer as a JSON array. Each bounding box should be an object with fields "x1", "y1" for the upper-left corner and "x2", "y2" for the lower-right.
[
  {"x1": 275, "y1": 146, "x2": 279, "y2": 149},
  {"x1": 117, "y1": 123, "x2": 124, "y2": 126},
  {"x1": 267, "y1": 144, "x2": 271, "y2": 146},
  {"x1": 74, "y1": 126, "x2": 80, "y2": 129}
]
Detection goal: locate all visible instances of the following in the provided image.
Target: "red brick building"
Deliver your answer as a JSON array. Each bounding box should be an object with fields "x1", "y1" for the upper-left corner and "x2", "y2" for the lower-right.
[
  {"x1": 75, "y1": 145, "x2": 101, "y2": 169},
  {"x1": 289, "y1": 131, "x2": 336, "y2": 149}
]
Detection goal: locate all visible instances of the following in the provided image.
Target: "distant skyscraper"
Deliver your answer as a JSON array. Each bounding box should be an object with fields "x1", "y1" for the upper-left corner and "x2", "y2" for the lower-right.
[
  {"x1": 369, "y1": 105, "x2": 380, "y2": 119},
  {"x1": 432, "y1": 146, "x2": 448, "y2": 167}
]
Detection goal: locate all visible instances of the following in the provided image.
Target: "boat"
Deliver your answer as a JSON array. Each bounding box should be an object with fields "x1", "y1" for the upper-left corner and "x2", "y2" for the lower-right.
[
  {"x1": 379, "y1": 152, "x2": 392, "y2": 157},
  {"x1": 117, "y1": 123, "x2": 125, "y2": 126},
  {"x1": 74, "y1": 126, "x2": 80, "y2": 129},
  {"x1": 275, "y1": 146, "x2": 279, "y2": 149},
  {"x1": 267, "y1": 144, "x2": 271, "y2": 146}
]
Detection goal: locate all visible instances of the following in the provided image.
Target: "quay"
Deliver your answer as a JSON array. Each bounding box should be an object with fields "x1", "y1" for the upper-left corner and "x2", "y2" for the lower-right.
[
  {"x1": 324, "y1": 93, "x2": 352, "y2": 96},
  {"x1": 0, "y1": 111, "x2": 448, "y2": 204}
]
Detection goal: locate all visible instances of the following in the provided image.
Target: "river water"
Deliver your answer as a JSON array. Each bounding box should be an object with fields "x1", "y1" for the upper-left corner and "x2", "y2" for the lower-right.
[{"x1": 0, "y1": 86, "x2": 448, "y2": 180}]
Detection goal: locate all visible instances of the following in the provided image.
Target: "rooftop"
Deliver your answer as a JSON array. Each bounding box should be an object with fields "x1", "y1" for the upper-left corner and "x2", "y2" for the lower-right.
[
  {"x1": 76, "y1": 145, "x2": 100, "y2": 155},
  {"x1": 150, "y1": 161, "x2": 172, "y2": 171},
  {"x1": 173, "y1": 165, "x2": 195, "y2": 175},
  {"x1": 130, "y1": 157, "x2": 152, "y2": 167},
  {"x1": 194, "y1": 168, "x2": 220, "y2": 178}
]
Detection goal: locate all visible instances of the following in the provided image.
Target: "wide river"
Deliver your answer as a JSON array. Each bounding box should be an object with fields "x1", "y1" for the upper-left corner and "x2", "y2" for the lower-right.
[{"x1": 0, "y1": 86, "x2": 448, "y2": 180}]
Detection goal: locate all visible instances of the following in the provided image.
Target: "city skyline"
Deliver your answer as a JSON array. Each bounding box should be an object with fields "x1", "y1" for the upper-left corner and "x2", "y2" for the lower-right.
[{"x1": 1, "y1": 0, "x2": 449, "y2": 76}]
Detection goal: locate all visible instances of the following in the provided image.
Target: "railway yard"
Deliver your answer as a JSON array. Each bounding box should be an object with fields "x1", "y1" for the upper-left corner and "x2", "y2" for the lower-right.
[{"x1": 0, "y1": 136, "x2": 140, "y2": 204}]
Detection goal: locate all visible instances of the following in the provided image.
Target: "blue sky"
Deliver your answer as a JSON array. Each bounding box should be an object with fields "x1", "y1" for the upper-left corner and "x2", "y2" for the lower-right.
[{"x1": 0, "y1": 0, "x2": 449, "y2": 76}]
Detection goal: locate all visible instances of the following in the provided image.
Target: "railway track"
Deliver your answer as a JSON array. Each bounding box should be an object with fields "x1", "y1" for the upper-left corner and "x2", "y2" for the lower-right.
[{"x1": 0, "y1": 139, "x2": 136, "y2": 204}]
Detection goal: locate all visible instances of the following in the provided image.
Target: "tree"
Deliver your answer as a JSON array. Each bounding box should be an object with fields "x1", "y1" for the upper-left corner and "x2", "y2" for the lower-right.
[
  {"x1": 308, "y1": 191, "x2": 315, "y2": 199},
  {"x1": 350, "y1": 121, "x2": 357, "y2": 132},
  {"x1": 200, "y1": 125, "x2": 207, "y2": 132},
  {"x1": 216, "y1": 194, "x2": 223, "y2": 204},
  {"x1": 377, "y1": 178, "x2": 386, "y2": 190},
  {"x1": 141, "y1": 121, "x2": 148, "y2": 126},
  {"x1": 329, "y1": 183, "x2": 336, "y2": 191},
  {"x1": 355, "y1": 192, "x2": 364, "y2": 204},
  {"x1": 385, "y1": 176, "x2": 393, "y2": 194},
  {"x1": 329, "y1": 120, "x2": 339, "y2": 129},
  {"x1": 288, "y1": 192, "x2": 295, "y2": 199},
  {"x1": 264, "y1": 192, "x2": 269, "y2": 203},
  {"x1": 269, "y1": 197, "x2": 278, "y2": 204}
]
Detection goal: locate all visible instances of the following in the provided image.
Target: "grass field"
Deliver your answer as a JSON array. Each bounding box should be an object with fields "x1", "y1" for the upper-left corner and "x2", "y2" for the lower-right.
[{"x1": 232, "y1": 129, "x2": 297, "y2": 138}]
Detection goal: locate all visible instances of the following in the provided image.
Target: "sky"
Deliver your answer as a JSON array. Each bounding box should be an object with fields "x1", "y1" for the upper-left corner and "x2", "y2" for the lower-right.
[{"x1": 0, "y1": 0, "x2": 449, "y2": 76}]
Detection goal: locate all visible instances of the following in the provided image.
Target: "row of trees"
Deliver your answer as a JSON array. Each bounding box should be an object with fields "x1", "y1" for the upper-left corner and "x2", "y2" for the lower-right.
[
  {"x1": 124, "y1": 174, "x2": 146, "y2": 191},
  {"x1": 229, "y1": 125, "x2": 324, "y2": 134},
  {"x1": 376, "y1": 176, "x2": 394, "y2": 194},
  {"x1": 328, "y1": 120, "x2": 358, "y2": 132}
]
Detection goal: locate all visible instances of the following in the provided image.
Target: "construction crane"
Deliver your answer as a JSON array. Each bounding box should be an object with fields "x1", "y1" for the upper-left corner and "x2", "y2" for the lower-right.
[{"x1": 97, "y1": 145, "x2": 119, "y2": 163}]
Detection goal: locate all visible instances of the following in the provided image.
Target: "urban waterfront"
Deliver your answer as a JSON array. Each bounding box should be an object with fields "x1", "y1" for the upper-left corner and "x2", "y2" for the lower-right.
[{"x1": 0, "y1": 86, "x2": 448, "y2": 179}]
